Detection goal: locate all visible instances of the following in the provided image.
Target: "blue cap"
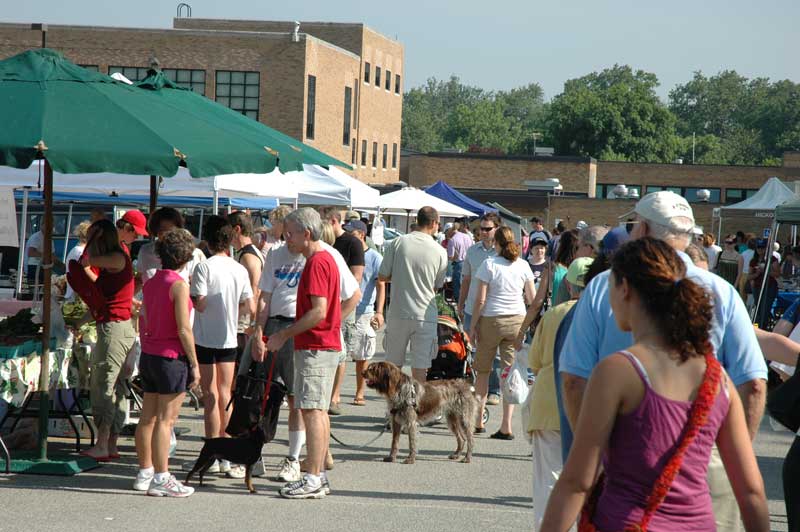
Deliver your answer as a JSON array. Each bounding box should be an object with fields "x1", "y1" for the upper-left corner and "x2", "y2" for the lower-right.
[{"x1": 601, "y1": 226, "x2": 630, "y2": 256}]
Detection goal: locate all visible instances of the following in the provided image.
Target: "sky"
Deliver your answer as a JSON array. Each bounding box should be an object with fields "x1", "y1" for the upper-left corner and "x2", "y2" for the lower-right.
[{"x1": 3, "y1": 0, "x2": 799, "y2": 100}]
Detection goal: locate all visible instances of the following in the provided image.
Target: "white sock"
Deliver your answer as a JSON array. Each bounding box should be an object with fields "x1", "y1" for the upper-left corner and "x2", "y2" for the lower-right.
[
  {"x1": 288, "y1": 430, "x2": 306, "y2": 460},
  {"x1": 154, "y1": 472, "x2": 170, "y2": 483},
  {"x1": 139, "y1": 466, "x2": 154, "y2": 477},
  {"x1": 305, "y1": 473, "x2": 321, "y2": 487}
]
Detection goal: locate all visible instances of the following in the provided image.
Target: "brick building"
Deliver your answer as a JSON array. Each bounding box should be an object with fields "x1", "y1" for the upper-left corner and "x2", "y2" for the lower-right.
[
  {"x1": 0, "y1": 18, "x2": 404, "y2": 183},
  {"x1": 403, "y1": 151, "x2": 800, "y2": 234}
]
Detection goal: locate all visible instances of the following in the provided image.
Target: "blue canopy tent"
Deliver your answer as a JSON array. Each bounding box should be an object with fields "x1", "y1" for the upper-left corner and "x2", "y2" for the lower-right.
[
  {"x1": 14, "y1": 190, "x2": 279, "y2": 210},
  {"x1": 424, "y1": 181, "x2": 497, "y2": 217}
]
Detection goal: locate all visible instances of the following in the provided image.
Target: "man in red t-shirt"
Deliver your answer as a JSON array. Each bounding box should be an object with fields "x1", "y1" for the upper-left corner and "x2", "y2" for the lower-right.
[{"x1": 267, "y1": 208, "x2": 340, "y2": 499}]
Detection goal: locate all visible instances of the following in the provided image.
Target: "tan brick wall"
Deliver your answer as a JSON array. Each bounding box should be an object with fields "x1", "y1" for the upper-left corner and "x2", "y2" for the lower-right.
[
  {"x1": 406, "y1": 153, "x2": 595, "y2": 193},
  {"x1": 784, "y1": 151, "x2": 800, "y2": 168}
]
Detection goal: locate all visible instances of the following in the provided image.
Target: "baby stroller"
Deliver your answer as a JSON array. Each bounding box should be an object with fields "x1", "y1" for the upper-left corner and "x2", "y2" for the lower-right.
[{"x1": 427, "y1": 311, "x2": 490, "y2": 426}]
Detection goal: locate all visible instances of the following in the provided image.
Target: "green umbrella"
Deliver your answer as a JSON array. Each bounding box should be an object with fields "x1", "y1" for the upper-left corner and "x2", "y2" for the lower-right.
[
  {"x1": 134, "y1": 70, "x2": 349, "y2": 172},
  {"x1": 0, "y1": 48, "x2": 347, "y2": 473}
]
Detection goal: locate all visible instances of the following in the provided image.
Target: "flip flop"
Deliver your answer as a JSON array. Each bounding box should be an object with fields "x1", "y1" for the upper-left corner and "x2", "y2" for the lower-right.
[
  {"x1": 489, "y1": 430, "x2": 514, "y2": 441},
  {"x1": 79, "y1": 451, "x2": 111, "y2": 462},
  {"x1": 351, "y1": 398, "x2": 366, "y2": 406}
]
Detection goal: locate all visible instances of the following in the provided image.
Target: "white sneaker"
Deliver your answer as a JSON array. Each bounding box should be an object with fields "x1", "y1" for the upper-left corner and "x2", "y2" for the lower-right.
[
  {"x1": 147, "y1": 475, "x2": 195, "y2": 498},
  {"x1": 277, "y1": 457, "x2": 301, "y2": 482},
  {"x1": 279, "y1": 475, "x2": 326, "y2": 499},
  {"x1": 321, "y1": 472, "x2": 331, "y2": 495},
  {"x1": 219, "y1": 459, "x2": 232, "y2": 474},
  {"x1": 181, "y1": 459, "x2": 219, "y2": 473},
  {"x1": 226, "y1": 464, "x2": 246, "y2": 479},
  {"x1": 133, "y1": 470, "x2": 154, "y2": 491},
  {"x1": 252, "y1": 457, "x2": 267, "y2": 478}
]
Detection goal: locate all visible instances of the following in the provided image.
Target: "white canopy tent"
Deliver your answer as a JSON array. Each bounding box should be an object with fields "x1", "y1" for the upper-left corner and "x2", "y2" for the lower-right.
[
  {"x1": 303, "y1": 164, "x2": 380, "y2": 210},
  {"x1": 378, "y1": 187, "x2": 476, "y2": 218},
  {"x1": 713, "y1": 177, "x2": 797, "y2": 241}
]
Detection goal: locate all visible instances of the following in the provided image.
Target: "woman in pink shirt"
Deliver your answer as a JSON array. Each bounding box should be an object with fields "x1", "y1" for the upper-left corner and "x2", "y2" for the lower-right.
[{"x1": 134, "y1": 228, "x2": 200, "y2": 498}]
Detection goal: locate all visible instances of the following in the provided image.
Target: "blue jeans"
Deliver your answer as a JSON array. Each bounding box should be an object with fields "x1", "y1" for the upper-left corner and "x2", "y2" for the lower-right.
[
  {"x1": 464, "y1": 313, "x2": 500, "y2": 396},
  {"x1": 450, "y1": 261, "x2": 463, "y2": 301}
]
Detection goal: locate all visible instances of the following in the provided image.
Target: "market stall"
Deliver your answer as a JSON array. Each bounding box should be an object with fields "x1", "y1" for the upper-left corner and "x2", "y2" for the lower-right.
[
  {"x1": 712, "y1": 177, "x2": 797, "y2": 242},
  {"x1": 424, "y1": 180, "x2": 498, "y2": 216},
  {"x1": 377, "y1": 187, "x2": 476, "y2": 232}
]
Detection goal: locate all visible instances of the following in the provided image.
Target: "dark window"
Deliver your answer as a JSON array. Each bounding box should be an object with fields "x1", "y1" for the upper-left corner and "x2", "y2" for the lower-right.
[
  {"x1": 351, "y1": 140, "x2": 357, "y2": 165},
  {"x1": 306, "y1": 75, "x2": 316, "y2": 140},
  {"x1": 382, "y1": 144, "x2": 388, "y2": 169},
  {"x1": 364, "y1": 62, "x2": 371, "y2": 84},
  {"x1": 79, "y1": 64, "x2": 99, "y2": 72},
  {"x1": 215, "y1": 70, "x2": 260, "y2": 120},
  {"x1": 724, "y1": 188, "x2": 759, "y2": 205},
  {"x1": 375, "y1": 66, "x2": 381, "y2": 88},
  {"x1": 361, "y1": 140, "x2": 367, "y2": 166},
  {"x1": 385, "y1": 70, "x2": 392, "y2": 91},
  {"x1": 595, "y1": 183, "x2": 641, "y2": 199},
  {"x1": 392, "y1": 143, "x2": 398, "y2": 168},
  {"x1": 163, "y1": 68, "x2": 206, "y2": 95},
  {"x1": 372, "y1": 141, "x2": 378, "y2": 168},
  {"x1": 343, "y1": 86, "x2": 353, "y2": 146},
  {"x1": 353, "y1": 79, "x2": 359, "y2": 129},
  {"x1": 395, "y1": 74, "x2": 401, "y2": 94},
  {"x1": 645, "y1": 185, "x2": 721, "y2": 204},
  {"x1": 108, "y1": 65, "x2": 149, "y2": 81}
]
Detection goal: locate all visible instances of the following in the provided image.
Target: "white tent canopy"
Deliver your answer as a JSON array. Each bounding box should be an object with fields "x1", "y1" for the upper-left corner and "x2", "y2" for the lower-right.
[
  {"x1": 303, "y1": 164, "x2": 380, "y2": 210},
  {"x1": 378, "y1": 187, "x2": 476, "y2": 218},
  {"x1": 719, "y1": 177, "x2": 796, "y2": 212},
  {"x1": 0, "y1": 161, "x2": 299, "y2": 202}
]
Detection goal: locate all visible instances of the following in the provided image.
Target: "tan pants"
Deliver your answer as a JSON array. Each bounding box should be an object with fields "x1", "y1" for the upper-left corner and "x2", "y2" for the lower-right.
[
  {"x1": 90, "y1": 319, "x2": 135, "y2": 434},
  {"x1": 708, "y1": 445, "x2": 743, "y2": 532}
]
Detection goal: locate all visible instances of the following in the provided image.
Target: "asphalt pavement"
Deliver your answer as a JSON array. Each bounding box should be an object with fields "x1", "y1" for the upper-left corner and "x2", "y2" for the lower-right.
[{"x1": 0, "y1": 340, "x2": 795, "y2": 532}]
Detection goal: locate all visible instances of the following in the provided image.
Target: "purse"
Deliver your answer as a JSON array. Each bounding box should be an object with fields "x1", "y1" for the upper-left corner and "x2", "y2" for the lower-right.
[
  {"x1": 579, "y1": 352, "x2": 723, "y2": 532},
  {"x1": 766, "y1": 353, "x2": 800, "y2": 433}
]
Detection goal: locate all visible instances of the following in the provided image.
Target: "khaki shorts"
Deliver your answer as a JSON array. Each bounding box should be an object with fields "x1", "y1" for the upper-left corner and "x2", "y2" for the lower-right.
[
  {"x1": 384, "y1": 317, "x2": 437, "y2": 370},
  {"x1": 346, "y1": 313, "x2": 377, "y2": 361},
  {"x1": 293, "y1": 349, "x2": 339, "y2": 411},
  {"x1": 474, "y1": 314, "x2": 524, "y2": 374}
]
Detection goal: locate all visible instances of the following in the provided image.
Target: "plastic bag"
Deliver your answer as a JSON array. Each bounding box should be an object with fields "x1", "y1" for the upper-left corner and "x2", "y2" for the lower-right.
[{"x1": 501, "y1": 347, "x2": 531, "y2": 405}]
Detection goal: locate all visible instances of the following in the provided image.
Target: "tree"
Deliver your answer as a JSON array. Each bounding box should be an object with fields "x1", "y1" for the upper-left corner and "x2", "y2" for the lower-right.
[
  {"x1": 547, "y1": 65, "x2": 679, "y2": 162},
  {"x1": 444, "y1": 100, "x2": 518, "y2": 153}
]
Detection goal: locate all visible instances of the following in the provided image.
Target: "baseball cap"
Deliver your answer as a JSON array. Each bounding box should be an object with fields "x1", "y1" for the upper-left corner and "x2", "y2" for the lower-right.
[
  {"x1": 756, "y1": 238, "x2": 768, "y2": 248},
  {"x1": 345, "y1": 210, "x2": 361, "y2": 221},
  {"x1": 443, "y1": 222, "x2": 454, "y2": 231},
  {"x1": 531, "y1": 236, "x2": 548, "y2": 247},
  {"x1": 343, "y1": 220, "x2": 367, "y2": 233},
  {"x1": 566, "y1": 257, "x2": 594, "y2": 288},
  {"x1": 120, "y1": 210, "x2": 149, "y2": 236},
  {"x1": 576, "y1": 220, "x2": 588, "y2": 230},
  {"x1": 621, "y1": 191, "x2": 694, "y2": 232},
  {"x1": 601, "y1": 226, "x2": 629, "y2": 256}
]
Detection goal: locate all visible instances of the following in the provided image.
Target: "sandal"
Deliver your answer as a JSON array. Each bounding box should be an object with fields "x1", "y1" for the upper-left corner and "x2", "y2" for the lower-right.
[
  {"x1": 351, "y1": 398, "x2": 366, "y2": 406},
  {"x1": 489, "y1": 430, "x2": 514, "y2": 440},
  {"x1": 474, "y1": 427, "x2": 486, "y2": 434}
]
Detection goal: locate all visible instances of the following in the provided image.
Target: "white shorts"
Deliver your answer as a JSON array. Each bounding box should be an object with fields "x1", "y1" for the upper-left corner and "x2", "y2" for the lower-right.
[
  {"x1": 346, "y1": 312, "x2": 377, "y2": 362},
  {"x1": 383, "y1": 317, "x2": 437, "y2": 370}
]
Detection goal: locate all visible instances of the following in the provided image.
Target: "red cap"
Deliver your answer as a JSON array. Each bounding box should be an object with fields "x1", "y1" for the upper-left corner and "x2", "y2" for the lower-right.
[{"x1": 121, "y1": 210, "x2": 149, "y2": 236}]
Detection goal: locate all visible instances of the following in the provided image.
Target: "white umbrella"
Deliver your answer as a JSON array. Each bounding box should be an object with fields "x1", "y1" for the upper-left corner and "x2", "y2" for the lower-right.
[{"x1": 378, "y1": 187, "x2": 475, "y2": 218}]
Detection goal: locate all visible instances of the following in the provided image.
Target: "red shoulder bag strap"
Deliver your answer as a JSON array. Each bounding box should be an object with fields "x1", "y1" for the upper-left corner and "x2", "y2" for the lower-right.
[{"x1": 635, "y1": 352, "x2": 723, "y2": 531}]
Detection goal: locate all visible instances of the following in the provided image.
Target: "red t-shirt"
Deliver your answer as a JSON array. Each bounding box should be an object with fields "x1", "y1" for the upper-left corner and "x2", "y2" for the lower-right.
[{"x1": 295, "y1": 249, "x2": 341, "y2": 351}]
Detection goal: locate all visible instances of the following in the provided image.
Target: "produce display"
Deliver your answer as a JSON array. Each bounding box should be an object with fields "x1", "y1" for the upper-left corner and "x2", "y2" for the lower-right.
[{"x1": 0, "y1": 308, "x2": 40, "y2": 345}]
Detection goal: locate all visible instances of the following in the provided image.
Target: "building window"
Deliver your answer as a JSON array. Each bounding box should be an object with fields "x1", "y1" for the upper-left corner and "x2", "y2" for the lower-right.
[
  {"x1": 375, "y1": 66, "x2": 381, "y2": 88},
  {"x1": 353, "y1": 79, "x2": 359, "y2": 129},
  {"x1": 306, "y1": 75, "x2": 316, "y2": 140},
  {"x1": 392, "y1": 143, "x2": 398, "y2": 168},
  {"x1": 364, "y1": 62, "x2": 371, "y2": 84},
  {"x1": 343, "y1": 86, "x2": 353, "y2": 146},
  {"x1": 351, "y1": 140, "x2": 357, "y2": 165},
  {"x1": 725, "y1": 188, "x2": 759, "y2": 205},
  {"x1": 108, "y1": 66, "x2": 150, "y2": 82},
  {"x1": 382, "y1": 144, "x2": 388, "y2": 169},
  {"x1": 395, "y1": 74, "x2": 401, "y2": 94},
  {"x1": 385, "y1": 70, "x2": 392, "y2": 91},
  {"x1": 361, "y1": 140, "x2": 367, "y2": 166},
  {"x1": 79, "y1": 64, "x2": 99, "y2": 72},
  {"x1": 595, "y1": 183, "x2": 641, "y2": 199},
  {"x1": 372, "y1": 141, "x2": 378, "y2": 168},
  {"x1": 162, "y1": 68, "x2": 206, "y2": 95},
  {"x1": 645, "y1": 185, "x2": 721, "y2": 204},
  {"x1": 215, "y1": 70, "x2": 260, "y2": 120}
]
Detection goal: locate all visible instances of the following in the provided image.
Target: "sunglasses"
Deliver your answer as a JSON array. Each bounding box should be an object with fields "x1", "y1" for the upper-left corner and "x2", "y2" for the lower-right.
[
  {"x1": 479, "y1": 226, "x2": 496, "y2": 232},
  {"x1": 724, "y1": 240, "x2": 735, "y2": 244}
]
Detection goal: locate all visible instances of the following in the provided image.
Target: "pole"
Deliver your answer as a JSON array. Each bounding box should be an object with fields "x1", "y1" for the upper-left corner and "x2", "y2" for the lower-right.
[
  {"x1": 16, "y1": 188, "x2": 29, "y2": 296},
  {"x1": 36, "y1": 159, "x2": 54, "y2": 461},
  {"x1": 62, "y1": 203, "x2": 73, "y2": 264},
  {"x1": 692, "y1": 132, "x2": 696, "y2": 164},
  {"x1": 212, "y1": 190, "x2": 219, "y2": 215},
  {"x1": 197, "y1": 209, "x2": 205, "y2": 240},
  {"x1": 149, "y1": 175, "x2": 159, "y2": 222}
]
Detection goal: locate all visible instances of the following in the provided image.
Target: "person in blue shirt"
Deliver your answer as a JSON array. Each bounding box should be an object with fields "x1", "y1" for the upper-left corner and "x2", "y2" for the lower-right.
[{"x1": 559, "y1": 191, "x2": 767, "y2": 532}]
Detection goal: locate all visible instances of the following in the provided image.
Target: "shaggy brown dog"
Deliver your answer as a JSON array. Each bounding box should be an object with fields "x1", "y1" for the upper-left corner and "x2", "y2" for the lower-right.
[{"x1": 362, "y1": 361, "x2": 478, "y2": 464}]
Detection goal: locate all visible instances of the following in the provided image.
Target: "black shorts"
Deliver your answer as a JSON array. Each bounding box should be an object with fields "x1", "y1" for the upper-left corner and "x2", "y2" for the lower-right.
[
  {"x1": 196, "y1": 344, "x2": 238, "y2": 365},
  {"x1": 139, "y1": 353, "x2": 189, "y2": 394}
]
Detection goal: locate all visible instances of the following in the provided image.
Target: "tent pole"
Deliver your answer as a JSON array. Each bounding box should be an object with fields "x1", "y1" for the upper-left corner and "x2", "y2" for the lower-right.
[
  {"x1": 752, "y1": 221, "x2": 779, "y2": 325},
  {"x1": 212, "y1": 190, "x2": 219, "y2": 215},
  {"x1": 36, "y1": 159, "x2": 54, "y2": 461},
  {"x1": 149, "y1": 175, "x2": 159, "y2": 219},
  {"x1": 62, "y1": 203, "x2": 73, "y2": 264},
  {"x1": 16, "y1": 187, "x2": 29, "y2": 297},
  {"x1": 198, "y1": 209, "x2": 205, "y2": 240}
]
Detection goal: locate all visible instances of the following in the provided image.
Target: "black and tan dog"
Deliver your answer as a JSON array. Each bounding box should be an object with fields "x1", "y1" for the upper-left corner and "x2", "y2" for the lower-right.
[
  {"x1": 184, "y1": 427, "x2": 265, "y2": 493},
  {"x1": 363, "y1": 361, "x2": 478, "y2": 464}
]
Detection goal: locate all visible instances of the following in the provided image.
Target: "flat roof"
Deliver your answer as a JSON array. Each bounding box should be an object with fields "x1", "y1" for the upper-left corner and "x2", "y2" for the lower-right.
[{"x1": 416, "y1": 151, "x2": 595, "y2": 164}]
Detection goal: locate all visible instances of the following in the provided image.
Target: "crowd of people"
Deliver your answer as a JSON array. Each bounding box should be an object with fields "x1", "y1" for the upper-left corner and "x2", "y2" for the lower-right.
[{"x1": 31, "y1": 188, "x2": 800, "y2": 529}]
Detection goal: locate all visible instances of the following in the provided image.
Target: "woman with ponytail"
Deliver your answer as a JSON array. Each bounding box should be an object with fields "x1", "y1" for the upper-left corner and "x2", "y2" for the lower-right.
[
  {"x1": 469, "y1": 226, "x2": 536, "y2": 439},
  {"x1": 541, "y1": 237, "x2": 768, "y2": 531}
]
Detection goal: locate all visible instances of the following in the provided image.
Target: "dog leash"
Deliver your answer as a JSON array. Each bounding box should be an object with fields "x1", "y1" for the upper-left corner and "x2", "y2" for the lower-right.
[{"x1": 329, "y1": 424, "x2": 387, "y2": 450}]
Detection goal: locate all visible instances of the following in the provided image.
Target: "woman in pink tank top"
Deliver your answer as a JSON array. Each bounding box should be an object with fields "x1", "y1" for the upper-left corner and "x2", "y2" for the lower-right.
[
  {"x1": 541, "y1": 238, "x2": 768, "y2": 531},
  {"x1": 134, "y1": 228, "x2": 201, "y2": 498}
]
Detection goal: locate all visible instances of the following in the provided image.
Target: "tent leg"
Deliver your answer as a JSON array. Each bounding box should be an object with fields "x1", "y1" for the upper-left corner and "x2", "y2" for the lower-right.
[
  {"x1": 149, "y1": 175, "x2": 159, "y2": 219},
  {"x1": 198, "y1": 209, "x2": 205, "y2": 240},
  {"x1": 212, "y1": 190, "x2": 219, "y2": 215},
  {"x1": 62, "y1": 203, "x2": 73, "y2": 264},
  {"x1": 36, "y1": 159, "x2": 54, "y2": 461},
  {"x1": 752, "y1": 221, "x2": 779, "y2": 326},
  {"x1": 16, "y1": 188, "x2": 29, "y2": 297}
]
